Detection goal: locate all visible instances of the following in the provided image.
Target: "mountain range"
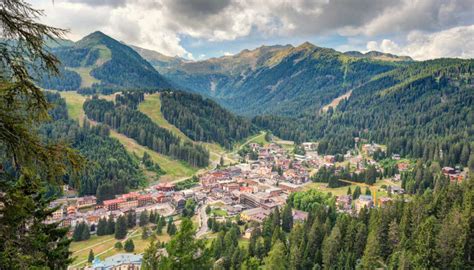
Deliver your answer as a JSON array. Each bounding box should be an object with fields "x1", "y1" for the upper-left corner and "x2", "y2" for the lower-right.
[{"x1": 41, "y1": 32, "x2": 473, "y2": 158}]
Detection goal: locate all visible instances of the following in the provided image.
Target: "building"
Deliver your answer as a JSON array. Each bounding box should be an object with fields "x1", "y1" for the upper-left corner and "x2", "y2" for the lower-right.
[
  {"x1": 118, "y1": 199, "x2": 138, "y2": 210},
  {"x1": 355, "y1": 195, "x2": 373, "y2": 213},
  {"x1": 138, "y1": 195, "x2": 153, "y2": 207},
  {"x1": 103, "y1": 199, "x2": 124, "y2": 211},
  {"x1": 278, "y1": 182, "x2": 302, "y2": 193},
  {"x1": 77, "y1": 196, "x2": 97, "y2": 208},
  {"x1": 292, "y1": 209, "x2": 309, "y2": 222},
  {"x1": 240, "y1": 207, "x2": 271, "y2": 223},
  {"x1": 336, "y1": 195, "x2": 352, "y2": 211},
  {"x1": 91, "y1": 253, "x2": 142, "y2": 270},
  {"x1": 155, "y1": 182, "x2": 175, "y2": 192}
]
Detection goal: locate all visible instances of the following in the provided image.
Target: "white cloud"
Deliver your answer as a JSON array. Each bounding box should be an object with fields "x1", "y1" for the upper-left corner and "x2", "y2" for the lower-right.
[
  {"x1": 366, "y1": 25, "x2": 474, "y2": 60},
  {"x1": 31, "y1": 0, "x2": 474, "y2": 59}
]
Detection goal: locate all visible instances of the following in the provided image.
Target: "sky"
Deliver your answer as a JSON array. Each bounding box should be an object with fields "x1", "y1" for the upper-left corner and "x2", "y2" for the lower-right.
[{"x1": 31, "y1": 0, "x2": 474, "y2": 61}]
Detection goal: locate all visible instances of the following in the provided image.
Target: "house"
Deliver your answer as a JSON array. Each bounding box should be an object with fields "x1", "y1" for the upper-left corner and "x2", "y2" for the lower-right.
[
  {"x1": 155, "y1": 182, "x2": 175, "y2": 192},
  {"x1": 388, "y1": 186, "x2": 405, "y2": 195},
  {"x1": 378, "y1": 197, "x2": 393, "y2": 207},
  {"x1": 292, "y1": 209, "x2": 309, "y2": 222},
  {"x1": 442, "y1": 167, "x2": 456, "y2": 175},
  {"x1": 302, "y1": 142, "x2": 317, "y2": 151},
  {"x1": 324, "y1": 155, "x2": 336, "y2": 164},
  {"x1": 397, "y1": 162, "x2": 409, "y2": 172},
  {"x1": 91, "y1": 253, "x2": 142, "y2": 270},
  {"x1": 336, "y1": 195, "x2": 352, "y2": 211},
  {"x1": 243, "y1": 227, "x2": 255, "y2": 239},
  {"x1": 240, "y1": 207, "x2": 271, "y2": 223},
  {"x1": 355, "y1": 195, "x2": 373, "y2": 213},
  {"x1": 171, "y1": 193, "x2": 186, "y2": 211}
]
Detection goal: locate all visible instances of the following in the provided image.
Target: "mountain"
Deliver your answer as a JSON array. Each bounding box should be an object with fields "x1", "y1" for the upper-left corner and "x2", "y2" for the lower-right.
[
  {"x1": 39, "y1": 31, "x2": 170, "y2": 92},
  {"x1": 157, "y1": 42, "x2": 406, "y2": 116},
  {"x1": 129, "y1": 44, "x2": 186, "y2": 72},
  {"x1": 254, "y1": 58, "x2": 474, "y2": 166},
  {"x1": 344, "y1": 50, "x2": 413, "y2": 62}
]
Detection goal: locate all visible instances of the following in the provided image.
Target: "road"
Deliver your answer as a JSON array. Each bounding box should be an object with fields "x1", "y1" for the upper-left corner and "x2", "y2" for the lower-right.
[{"x1": 196, "y1": 204, "x2": 209, "y2": 238}]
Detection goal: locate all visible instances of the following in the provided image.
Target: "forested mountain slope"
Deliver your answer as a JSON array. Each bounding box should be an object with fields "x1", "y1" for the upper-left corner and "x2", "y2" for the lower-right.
[
  {"x1": 254, "y1": 59, "x2": 474, "y2": 167},
  {"x1": 160, "y1": 91, "x2": 258, "y2": 149},
  {"x1": 83, "y1": 93, "x2": 210, "y2": 167},
  {"x1": 42, "y1": 92, "x2": 144, "y2": 202},
  {"x1": 157, "y1": 42, "x2": 408, "y2": 116},
  {"x1": 39, "y1": 31, "x2": 170, "y2": 92}
]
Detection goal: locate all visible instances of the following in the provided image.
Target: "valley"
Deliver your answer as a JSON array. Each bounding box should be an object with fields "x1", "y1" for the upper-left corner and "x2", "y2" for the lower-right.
[{"x1": 2, "y1": 4, "x2": 473, "y2": 268}]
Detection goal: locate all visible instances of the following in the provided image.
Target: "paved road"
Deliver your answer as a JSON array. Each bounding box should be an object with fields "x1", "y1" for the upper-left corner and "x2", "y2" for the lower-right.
[{"x1": 196, "y1": 205, "x2": 209, "y2": 238}]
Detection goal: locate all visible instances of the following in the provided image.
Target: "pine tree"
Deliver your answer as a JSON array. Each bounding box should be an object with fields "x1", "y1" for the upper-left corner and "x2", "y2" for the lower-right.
[
  {"x1": 106, "y1": 215, "x2": 115, "y2": 235},
  {"x1": 88, "y1": 249, "x2": 94, "y2": 263},
  {"x1": 142, "y1": 240, "x2": 162, "y2": 270},
  {"x1": 322, "y1": 226, "x2": 342, "y2": 268},
  {"x1": 282, "y1": 204, "x2": 293, "y2": 233},
  {"x1": 0, "y1": 2, "x2": 82, "y2": 266},
  {"x1": 115, "y1": 215, "x2": 128, "y2": 240},
  {"x1": 142, "y1": 227, "x2": 150, "y2": 240},
  {"x1": 127, "y1": 211, "x2": 137, "y2": 228},
  {"x1": 97, "y1": 218, "x2": 107, "y2": 236},
  {"x1": 263, "y1": 240, "x2": 287, "y2": 270},
  {"x1": 81, "y1": 223, "x2": 91, "y2": 241},
  {"x1": 124, "y1": 239, "x2": 135, "y2": 252},
  {"x1": 159, "y1": 218, "x2": 211, "y2": 269},
  {"x1": 139, "y1": 210, "x2": 149, "y2": 227}
]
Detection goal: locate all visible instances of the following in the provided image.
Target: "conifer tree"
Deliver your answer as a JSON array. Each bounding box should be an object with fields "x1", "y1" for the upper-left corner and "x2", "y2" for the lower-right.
[
  {"x1": 115, "y1": 215, "x2": 128, "y2": 239},
  {"x1": 88, "y1": 249, "x2": 94, "y2": 263},
  {"x1": 124, "y1": 239, "x2": 135, "y2": 252}
]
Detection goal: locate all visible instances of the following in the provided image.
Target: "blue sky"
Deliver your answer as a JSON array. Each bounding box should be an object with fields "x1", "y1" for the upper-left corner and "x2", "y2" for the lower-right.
[{"x1": 32, "y1": 0, "x2": 474, "y2": 60}]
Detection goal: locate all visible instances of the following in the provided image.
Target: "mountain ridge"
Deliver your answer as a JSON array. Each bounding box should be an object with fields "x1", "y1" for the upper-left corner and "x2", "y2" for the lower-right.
[{"x1": 39, "y1": 31, "x2": 170, "y2": 92}]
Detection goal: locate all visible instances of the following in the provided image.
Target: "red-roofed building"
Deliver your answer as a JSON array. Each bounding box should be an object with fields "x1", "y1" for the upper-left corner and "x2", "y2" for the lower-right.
[
  {"x1": 122, "y1": 192, "x2": 139, "y2": 201},
  {"x1": 156, "y1": 183, "x2": 175, "y2": 192},
  {"x1": 138, "y1": 194, "x2": 153, "y2": 207},
  {"x1": 103, "y1": 198, "x2": 124, "y2": 211}
]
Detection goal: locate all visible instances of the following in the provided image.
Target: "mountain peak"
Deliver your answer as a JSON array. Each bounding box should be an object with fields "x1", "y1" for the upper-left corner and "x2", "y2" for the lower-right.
[
  {"x1": 296, "y1": 41, "x2": 317, "y2": 50},
  {"x1": 76, "y1": 31, "x2": 115, "y2": 47}
]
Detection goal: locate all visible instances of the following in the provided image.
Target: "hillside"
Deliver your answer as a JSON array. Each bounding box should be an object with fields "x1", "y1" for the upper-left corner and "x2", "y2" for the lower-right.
[
  {"x1": 160, "y1": 91, "x2": 258, "y2": 149},
  {"x1": 39, "y1": 31, "x2": 170, "y2": 92},
  {"x1": 157, "y1": 42, "x2": 405, "y2": 116},
  {"x1": 254, "y1": 58, "x2": 474, "y2": 167}
]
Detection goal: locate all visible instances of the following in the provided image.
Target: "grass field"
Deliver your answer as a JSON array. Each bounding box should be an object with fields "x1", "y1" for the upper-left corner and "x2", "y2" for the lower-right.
[
  {"x1": 68, "y1": 67, "x2": 101, "y2": 88},
  {"x1": 210, "y1": 208, "x2": 228, "y2": 217},
  {"x1": 109, "y1": 130, "x2": 197, "y2": 182},
  {"x1": 139, "y1": 93, "x2": 191, "y2": 141},
  {"x1": 303, "y1": 178, "x2": 401, "y2": 198},
  {"x1": 70, "y1": 226, "x2": 170, "y2": 268},
  {"x1": 58, "y1": 91, "x2": 86, "y2": 124}
]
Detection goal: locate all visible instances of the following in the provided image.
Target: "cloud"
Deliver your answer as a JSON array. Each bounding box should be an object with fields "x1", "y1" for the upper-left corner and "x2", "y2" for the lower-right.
[
  {"x1": 31, "y1": 0, "x2": 474, "y2": 59},
  {"x1": 366, "y1": 25, "x2": 474, "y2": 60}
]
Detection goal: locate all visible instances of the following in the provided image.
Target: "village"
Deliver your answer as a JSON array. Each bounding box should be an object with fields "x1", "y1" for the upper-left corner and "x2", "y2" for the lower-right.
[{"x1": 48, "y1": 140, "x2": 468, "y2": 269}]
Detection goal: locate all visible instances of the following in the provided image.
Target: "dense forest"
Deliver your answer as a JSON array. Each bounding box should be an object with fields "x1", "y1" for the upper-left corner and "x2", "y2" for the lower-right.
[
  {"x1": 142, "y1": 178, "x2": 473, "y2": 269},
  {"x1": 83, "y1": 94, "x2": 210, "y2": 167},
  {"x1": 254, "y1": 59, "x2": 474, "y2": 167},
  {"x1": 160, "y1": 91, "x2": 257, "y2": 148},
  {"x1": 41, "y1": 92, "x2": 144, "y2": 202}
]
